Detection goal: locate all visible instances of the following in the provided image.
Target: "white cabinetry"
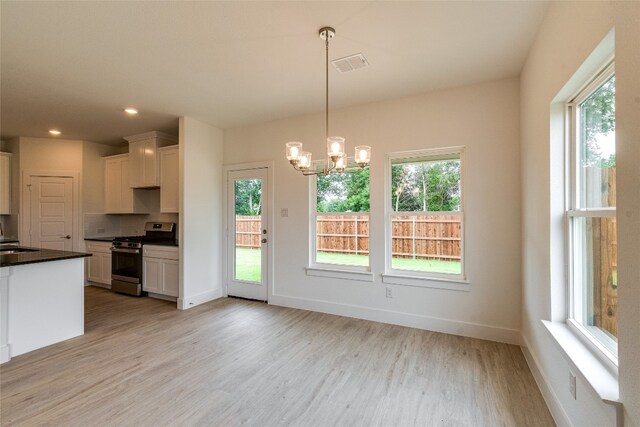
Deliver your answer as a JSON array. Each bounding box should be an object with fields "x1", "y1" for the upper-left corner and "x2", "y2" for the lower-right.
[
  {"x1": 143, "y1": 245, "x2": 179, "y2": 297},
  {"x1": 85, "y1": 241, "x2": 112, "y2": 286},
  {"x1": 0, "y1": 152, "x2": 12, "y2": 215},
  {"x1": 125, "y1": 131, "x2": 178, "y2": 188},
  {"x1": 104, "y1": 154, "x2": 150, "y2": 214},
  {"x1": 159, "y1": 145, "x2": 179, "y2": 213}
]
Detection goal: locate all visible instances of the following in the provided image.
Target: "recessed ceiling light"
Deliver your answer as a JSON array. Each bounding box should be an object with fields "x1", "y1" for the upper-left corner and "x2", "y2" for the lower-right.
[
  {"x1": 49, "y1": 129, "x2": 61, "y2": 135},
  {"x1": 124, "y1": 108, "x2": 139, "y2": 115}
]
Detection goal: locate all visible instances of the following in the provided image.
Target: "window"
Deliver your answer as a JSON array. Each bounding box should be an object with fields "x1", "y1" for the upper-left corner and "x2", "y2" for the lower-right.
[
  {"x1": 567, "y1": 62, "x2": 617, "y2": 361},
  {"x1": 312, "y1": 167, "x2": 370, "y2": 269},
  {"x1": 386, "y1": 147, "x2": 464, "y2": 281}
]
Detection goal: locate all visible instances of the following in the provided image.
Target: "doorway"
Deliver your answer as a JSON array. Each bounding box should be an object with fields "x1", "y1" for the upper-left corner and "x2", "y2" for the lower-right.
[
  {"x1": 22, "y1": 171, "x2": 79, "y2": 251},
  {"x1": 226, "y1": 167, "x2": 269, "y2": 301}
]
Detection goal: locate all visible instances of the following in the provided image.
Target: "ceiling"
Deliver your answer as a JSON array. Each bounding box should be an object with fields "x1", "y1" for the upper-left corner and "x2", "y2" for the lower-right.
[{"x1": 1, "y1": 1, "x2": 549, "y2": 146}]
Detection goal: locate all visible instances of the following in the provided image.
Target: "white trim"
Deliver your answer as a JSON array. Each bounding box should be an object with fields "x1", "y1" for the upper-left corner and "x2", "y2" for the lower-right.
[
  {"x1": 222, "y1": 161, "x2": 275, "y2": 302},
  {"x1": 381, "y1": 273, "x2": 469, "y2": 291},
  {"x1": 570, "y1": 61, "x2": 615, "y2": 105},
  {"x1": 384, "y1": 147, "x2": 466, "y2": 280},
  {"x1": 520, "y1": 333, "x2": 573, "y2": 427},
  {"x1": 269, "y1": 293, "x2": 520, "y2": 345},
  {"x1": 177, "y1": 289, "x2": 222, "y2": 310},
  {"x1": 310, "y1": 168, "x2": 371, "y2": 271},
  {"x1": 0, "y1": 345, "x2": 10, "y2": 364},
  {"x1": 567, "y1": 209, "x2": 616, "y2": 218},
  {"x1": 565, "y1": 57, "x2": 618, "y2": 367},
  {"x1": 566, "y1": 318, "x2": 618, "y2": 369},
  {"x1": 305, "y1": 266, "x2": 374, "y2": 282},
  {"x1": 542, "y1": 321, "x2": 620, "y2": 405}
]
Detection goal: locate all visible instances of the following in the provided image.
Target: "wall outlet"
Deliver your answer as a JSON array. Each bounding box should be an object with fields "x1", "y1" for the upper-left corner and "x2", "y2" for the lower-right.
[
  {"x1": 569, "y1": 372, "x2": 577, "y2": 399},
  {"x1": 281, "y1": 208, "x2": 288, "y2": 217},
  {"x1": 96, "y1": 227, "x2": 105, "y2": 234},
  {"x1": 385, "y1": 287, "x2": 393, "y2": 298}
]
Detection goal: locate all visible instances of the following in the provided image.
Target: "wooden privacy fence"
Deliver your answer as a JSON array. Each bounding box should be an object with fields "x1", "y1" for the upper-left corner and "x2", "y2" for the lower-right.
[
  {"x1": 235, "y1": 215, "x2": 262, "y2": 248},
  {"x1": 235, "y1": 214, "x2": 461, "y2": 262},
  {"x1": 587, "y1": 166, "x2": 617, "y2": 337}
]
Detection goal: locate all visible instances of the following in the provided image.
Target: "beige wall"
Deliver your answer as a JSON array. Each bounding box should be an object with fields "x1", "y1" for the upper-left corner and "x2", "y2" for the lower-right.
[
  {"x1": 224, "y1": 77, "x2": 523, "y2": 342},
  {"x1": 614, "y1": 2, "x2": 640, "y2": 425},
  {"x1": 179, "y1": 116, "x2": 224, "y2": 308},
  {"x1": 18, "y1": 137, "x2": 83, "y2": 172},
  {"x1": 521, "y1": 1, "x2": 640, "y2": 426}
]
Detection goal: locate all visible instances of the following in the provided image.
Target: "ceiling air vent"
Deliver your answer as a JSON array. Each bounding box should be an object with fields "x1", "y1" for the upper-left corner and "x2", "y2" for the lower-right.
[{"x1": 331, "y1": 53, "x2": 369, "y2": 73}]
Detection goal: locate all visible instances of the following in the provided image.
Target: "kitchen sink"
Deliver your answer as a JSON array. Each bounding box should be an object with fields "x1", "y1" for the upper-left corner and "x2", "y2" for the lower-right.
[{"x1": 0, "y1": 247, "x2": 39, "y2": 255}]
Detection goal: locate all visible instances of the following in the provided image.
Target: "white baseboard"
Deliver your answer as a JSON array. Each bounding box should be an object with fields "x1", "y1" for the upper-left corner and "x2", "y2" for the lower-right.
[
  {"x1": 269, "y1": 293, "x2": 521, "y2": 345},
  {"x1": 178, "y1": 289, "x2": 222, "y2": 310},
  {"x1": 521, "y1": 333, "x2": 572, "y2": 427},
  {"x1": 0, "y1": 345, "x2": 10, "y2": 364}
]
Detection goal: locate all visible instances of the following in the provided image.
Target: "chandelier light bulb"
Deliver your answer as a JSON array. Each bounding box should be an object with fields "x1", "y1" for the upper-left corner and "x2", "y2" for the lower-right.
[
  {"x1": 355, "y1": 145, "x2": 371, "y2": 167},
  {"x1": 286, "y1": 141, "x2": 303, "y2": 161},
  {"x1": 327, "y1": 136, "x2": 345, "y2": 157},
  {"x1": 335, "y1": 154, "x2": 347, "y2": 172},
  {"x1": 298, "y1": 152, "x2": 312, "y2": 170}
]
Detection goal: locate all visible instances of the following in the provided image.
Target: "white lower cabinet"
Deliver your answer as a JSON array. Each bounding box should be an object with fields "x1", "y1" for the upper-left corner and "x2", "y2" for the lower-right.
[
  {"x1": 85, "y1": 241, "x2": 112, "y2": 286},
  {"x1": 143, "y1": 245, "x2": 179, "y2": 297}
]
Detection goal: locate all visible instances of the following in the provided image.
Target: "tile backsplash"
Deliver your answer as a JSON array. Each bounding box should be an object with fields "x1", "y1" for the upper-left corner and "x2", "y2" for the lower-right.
[
  {"x1": 0, "y1": 214, "x2": 19, "y2": 239},
  {"x1": 84, "y1": 213, "x2": 179, "y2": 238}
]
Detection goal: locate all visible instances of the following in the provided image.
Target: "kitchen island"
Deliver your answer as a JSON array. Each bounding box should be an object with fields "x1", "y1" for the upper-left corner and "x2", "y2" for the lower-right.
[{"x1": 0, "y1": 246, "x2": 90, "y2": 364}]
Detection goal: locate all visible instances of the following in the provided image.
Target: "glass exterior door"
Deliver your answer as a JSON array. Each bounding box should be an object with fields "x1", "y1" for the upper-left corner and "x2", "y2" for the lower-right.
[{"x1": 227, "y1": 169, "x2": 268, "y2": 301}]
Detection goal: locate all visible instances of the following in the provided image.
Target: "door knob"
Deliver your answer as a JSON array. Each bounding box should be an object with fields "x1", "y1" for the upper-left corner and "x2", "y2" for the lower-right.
[
  {"x1": 60, "y1": 235, "x2": 71, "y2": 239},
  {"x1": 261, "y1": 238, "x2": 267, "y2": 243}
]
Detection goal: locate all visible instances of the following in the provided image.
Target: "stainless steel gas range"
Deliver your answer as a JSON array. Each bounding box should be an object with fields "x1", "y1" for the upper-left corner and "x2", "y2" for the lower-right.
[{"x1": 110, "y1": 222, "x2": 176, "y2": 296}]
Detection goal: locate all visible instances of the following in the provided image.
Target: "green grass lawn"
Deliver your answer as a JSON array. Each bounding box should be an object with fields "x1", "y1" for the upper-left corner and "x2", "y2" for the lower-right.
[
  {"x1": 235, "y1": 248, "x2": 262, "y2": 282},
  {"x1": 235, "y1": 248, "x2": 461, "y2": 281},
  {"x1": 316, "y1": 252, "x2": 460, "y2": 274}
]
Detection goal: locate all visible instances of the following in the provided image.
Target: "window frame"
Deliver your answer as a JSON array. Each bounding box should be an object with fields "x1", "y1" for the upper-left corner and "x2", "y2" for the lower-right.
[
  {"x1": 309, "y1": 163, "x2": 371, "y2": 274},
  {"x1": 565, "y1": 60, "x2": 618, "y2": 366},
  {"x1": 384, "y1": 146, "x2": 466, "y2": 284}
]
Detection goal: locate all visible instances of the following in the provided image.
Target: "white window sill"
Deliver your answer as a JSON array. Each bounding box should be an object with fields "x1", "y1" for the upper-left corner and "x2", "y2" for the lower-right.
[
  {"x1": 381, "y1": 273, "x2": 470, "y2": 291},
  {"x1": 305, "y1": 266, "x2": 374, "y2": 282},
  {"x1": 541, "y1": 320, "x2": 620, "y2": 406}
]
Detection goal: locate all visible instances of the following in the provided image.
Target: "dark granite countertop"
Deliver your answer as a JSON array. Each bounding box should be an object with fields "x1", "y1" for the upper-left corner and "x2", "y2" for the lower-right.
[
  {"x1": 84, "y1": 236, "x2": 119, "y2": 242},
  {"x1": 0, "y1": 246, "x2": 91, "y2": 268},
  {"x1": 84, "y1": 237, "x2": 178, "y2": 247},
  {"x1": 144, "y1": 241, "x2": 179, "y2": 247},
  {"x1": 0, "y1": 238, "x2": 19, "y2": 244}
]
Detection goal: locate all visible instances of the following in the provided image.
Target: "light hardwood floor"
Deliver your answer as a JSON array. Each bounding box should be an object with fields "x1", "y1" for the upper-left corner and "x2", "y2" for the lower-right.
[{"x1": 1, "y1": 287, "x2": 554, "y2": 426}]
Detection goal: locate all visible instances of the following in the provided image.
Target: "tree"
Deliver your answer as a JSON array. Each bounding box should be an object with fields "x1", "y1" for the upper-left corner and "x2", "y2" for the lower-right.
[
  {"x1": 235, "y1": 179, "x2": 262, "y2": 215},
  {"x1": 317, "y1": 168, "x2": 370, "y2": 213},
  {"x1": 581, "y1": 75, "x2": 615, "y2": 167},
  {"x1": 391, "y1": 160, "x2": 460, "y2": 212},
  {"x1": 391, "y1": 164, "x2": 419, "y2": 211}
]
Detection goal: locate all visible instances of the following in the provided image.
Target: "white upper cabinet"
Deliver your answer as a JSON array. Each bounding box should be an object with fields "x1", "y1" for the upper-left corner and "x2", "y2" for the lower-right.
[
  {"x1": 159, "y1": 145, "x2": 179, "y2": 213},
  {"x1": 0, "y1": 153, "x2": 11, "y2": 215},
  {"x1": 104, "y1": 154, "x2": 150, "y2": 214},
  {"x1": 124, "y1": 131, "x2": 178, "y2": 188}
]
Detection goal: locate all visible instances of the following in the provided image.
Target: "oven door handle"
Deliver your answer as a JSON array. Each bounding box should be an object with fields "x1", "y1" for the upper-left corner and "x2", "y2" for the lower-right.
[{"x1": 110, "y1": 247, "x2": 140, "y2": 254}]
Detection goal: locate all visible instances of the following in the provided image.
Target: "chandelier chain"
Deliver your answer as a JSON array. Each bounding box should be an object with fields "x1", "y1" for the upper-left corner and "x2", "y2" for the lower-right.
[{"x1": 325, "y1": 34, "x2": 329, "y2": 141}]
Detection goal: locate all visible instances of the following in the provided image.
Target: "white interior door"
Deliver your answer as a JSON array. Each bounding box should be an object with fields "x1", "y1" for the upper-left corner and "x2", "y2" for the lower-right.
[
  {"x1": 29, "y1": 176, "x2": 74, "y2": 250},
  {"x1": 227, "y1": 168, "x2": 268, "y2": 301}
]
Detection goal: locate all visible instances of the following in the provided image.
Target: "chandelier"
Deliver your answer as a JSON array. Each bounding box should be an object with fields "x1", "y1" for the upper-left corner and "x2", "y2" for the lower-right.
[{"x1": 285, "y1": 27, "x2": 371, "y2": 176}]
